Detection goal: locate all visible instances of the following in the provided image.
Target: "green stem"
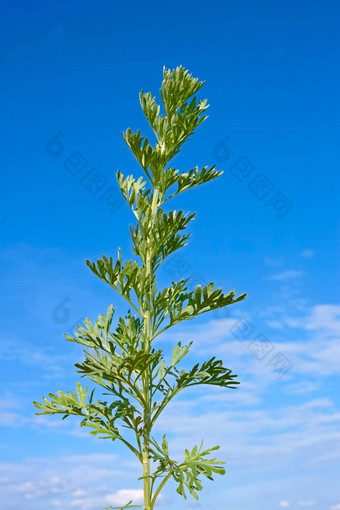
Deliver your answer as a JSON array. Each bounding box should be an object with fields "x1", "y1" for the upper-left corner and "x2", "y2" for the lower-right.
[
  {"x1": 142, "y1": 291, "x2": 152, "y2": 509},
  {"x1": 142, "y1": 187, "x2": 159, "y2": 510},
  {"x1": 150, "y1": 459, "x2": 187, "y2": 509},
  {"x1": 150, "y1": 473, "x2": 172, "y2": 510}
]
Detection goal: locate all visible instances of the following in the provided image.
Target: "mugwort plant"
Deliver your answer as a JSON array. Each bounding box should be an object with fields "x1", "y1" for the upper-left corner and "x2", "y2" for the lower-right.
[{"x1": 34, "y1": 66, "x2": 247, "y2": 510}]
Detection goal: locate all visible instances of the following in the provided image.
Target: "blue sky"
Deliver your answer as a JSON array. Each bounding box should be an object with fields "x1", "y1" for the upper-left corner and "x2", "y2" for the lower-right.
[{"x1": 1, "y1": 0, "x2": 340, "y2": 509}]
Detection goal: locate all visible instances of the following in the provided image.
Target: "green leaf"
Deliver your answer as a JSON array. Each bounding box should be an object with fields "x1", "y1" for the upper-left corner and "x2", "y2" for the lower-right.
[
  {"x1": 153, "y1": 280, "x2": 246, "y2": 335},
  {"x1": 86, "y1": 253, "x2": 146, "y2": 314},
  {"x1": 170, "y1": 341, "x2": 193, "y2": 367},
  {"x1": 149, "y1": 436, "x2": 226, "y2": 501},
  {"x1": 160, "y1": 65, "x2": 206, "y2": 116},
  {"x1": 33, "y1": 383, "x2": 89, "y2": 418},
  {"x1": 64, "y1": 305, "x2": 116, "y2": 349},
  {"x1": 103, "y1": 500, "x2": 143, "y2": 509},
  {"x1": 174, "y1": 357, "x2": 239, "y2": 390}
]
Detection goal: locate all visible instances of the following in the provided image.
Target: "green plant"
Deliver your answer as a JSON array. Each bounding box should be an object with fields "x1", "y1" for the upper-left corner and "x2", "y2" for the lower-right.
[{"x1": 34, "y1": 66, "x2": 246, "y2": 510}]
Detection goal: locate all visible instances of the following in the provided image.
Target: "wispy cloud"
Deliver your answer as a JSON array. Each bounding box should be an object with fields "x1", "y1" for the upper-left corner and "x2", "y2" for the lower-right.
[
  {"x1": 105, "y1": 489, "x2": 145, "y2": 506},
  {"x1": 269, "y1": 270, "x2": 304, "y2": 282},
  {"x1": 0, "y1": 454, "x2": 141, "y2": 510},
  {"x1": 152, "y1": 396, "x2": 340, "y2": 475},
  {"x1": 264, "y1": 257, "x2": 286, "y2": 268},
  {"x1": 300, "y1": 250, "x2": 315, "y2": 259},
  {"x1": 305, "y1": 305, "x2": 340, "y2": 335},
  {"x1": 1, "y1": 242, "x2": 339, "y2": 510}
]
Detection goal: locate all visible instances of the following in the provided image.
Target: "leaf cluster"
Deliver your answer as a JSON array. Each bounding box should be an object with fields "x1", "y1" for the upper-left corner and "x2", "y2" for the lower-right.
[{"x1": 149, "y1": 436, "x2": 225, "y2": 501}]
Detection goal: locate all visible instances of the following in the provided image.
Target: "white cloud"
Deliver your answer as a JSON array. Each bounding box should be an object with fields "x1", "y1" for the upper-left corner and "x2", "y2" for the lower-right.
[
  {"x1": 0, "y1": 336, "x2": 71, "y2": 380},
  {"x1": 70, "y1": 489, "x2": 160, "y2": 510},
  {"x1": 241, "y1": 303, "x2": 340, "y2": 379},
  {"x1": 69, "y1": 498, "x2": 92, "y2": 509},
  {"x1": 160, "y1": 302, "x2": 340, "y2": 384},
  {"x1": 72, "y1": 490, "x2": 86, "y2": 497},
  {"x1": 300, "y1": 250, "x2": 315, "y2": 259},
  {"x1": 15, "y1": 476, "x2": 67, "y2": 500},
  {"x1": 264, "y1": 257, "x2": 285, "y2": 267},
  {"x1": 0, "y1": 453, "x2": 140, "y2": 510},
  {"x1": 269, "y1": 270, "x2": 304, "y2": 282},
  {"x1": 0, "y1": 392, "x2": 339, "y2": 510},
  {"x1": 266, "y1": 319, "x2": 285, "y2": 329},
  {"x1": 105, "y1": 489, "x2": 144, "y2": 505},
  {"x1": 268, "y1": 337, "x2": 340, "y2": 377},
  {"x1": 279, "y1": 502, "x2": 290, "y2": 507},
  {"x1": 152, "y1": 395, "x2": 340, "y2": 477},
  {"x1": 305, "y1": 305, "x2": 340, "y2": 336},
  {"x1": 270, "y1": 303, "x2": 340, "y2": 337},
  {"x1": 331, "y1": 505, "x2": 340, "y2": 510},
  {"x1": 284, "y1": 382, "x2": 318, "y2": 395},
  {"x1": 158, "y1": 316, "x2": 239, "y2": 347},
  {"x1": 1, "y1": 238, "x2": 339, "y2": 510},
  {"x1": 0, "y1": 395, "x2": 24, "y2": 426},
  {"x1": 0, "y1": 411, "x2": 22, "y2": 426}
]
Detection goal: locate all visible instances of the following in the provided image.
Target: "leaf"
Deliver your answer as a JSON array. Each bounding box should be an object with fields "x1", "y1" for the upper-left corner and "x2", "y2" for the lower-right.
[
  {"x1": 64, "y1": 305, "x2": 116, "y2": 350},
  {"x1": 103, "y1": 500, "x2": 143, "y2": 509},
  {"x1": 153, "y1": 280, "x2": 246, "y2": 333},
  {"x1": 33, "y1": 383, "x2": 89, "y2": 418},
  {"x1": 170, "y1": 341, "x2": 193, "y2": 367},
  {"x1": 160, "y1": 65, "x2": 206, "y2": 116},
  {"x1": 86, "y1": 252, "x2": 147, "y2": 311},
  {"x1": 175, "y1": 357, "x2": 239, "y2": 390},
  {"x1": 116, "y1": 170, "x2": 151, "y2": 218},
  {"x1": 149, "y1": 436, "x2": 226, "y2": 501}
]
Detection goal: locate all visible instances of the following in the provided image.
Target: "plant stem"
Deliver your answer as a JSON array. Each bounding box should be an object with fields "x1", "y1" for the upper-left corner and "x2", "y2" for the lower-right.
[
  {"x1": 150, "y1": 472, "x2": 172, "y2": 510},
  {"x1": 142, "y1": 404, "x2": 151, "y2": 510},
  {"x1": 142, "y1": 187, "x2": 159, "y2": 510}
]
